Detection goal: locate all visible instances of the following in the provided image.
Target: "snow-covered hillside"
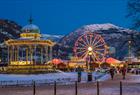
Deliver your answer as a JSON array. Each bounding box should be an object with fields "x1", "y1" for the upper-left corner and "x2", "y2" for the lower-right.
[
  {"x1": 84, "y1": 23, "x2": 120, "y2": 31},
  {"x1": 41, "y1": 34, "x2": 64, "y2": 42},
  {"x1": 59, "y1": 23, "x2": 140, "y2": 59},
  {"x1": 0, "y1": 19, "x2": 21, "y2": 43}
]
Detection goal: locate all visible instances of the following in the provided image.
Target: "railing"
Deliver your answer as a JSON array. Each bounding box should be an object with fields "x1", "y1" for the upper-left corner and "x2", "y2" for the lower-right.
[
  {"x1": 0, "y1": 80, "x2": 139, "y2": 95},
  {"x1": 0, "y1": 78, "x2": 77, "y2": 87}
]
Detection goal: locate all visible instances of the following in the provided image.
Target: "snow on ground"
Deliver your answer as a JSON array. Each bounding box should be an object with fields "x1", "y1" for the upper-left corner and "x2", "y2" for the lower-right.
[
  {"x1": 0, "y1": 72, "x2": 110, "y2": 85},
  {"x1": 0, "y1": 74, "x2": 140, "y2": 95},
  {"x1": 123, "y1": 74, "x2": 140, "y2": 83}
]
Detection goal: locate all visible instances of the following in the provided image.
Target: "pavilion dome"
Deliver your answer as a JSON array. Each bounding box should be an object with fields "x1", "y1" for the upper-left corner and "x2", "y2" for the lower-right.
[{"x1": 21, "y1": 24, "x2": 40, "y2": 33}]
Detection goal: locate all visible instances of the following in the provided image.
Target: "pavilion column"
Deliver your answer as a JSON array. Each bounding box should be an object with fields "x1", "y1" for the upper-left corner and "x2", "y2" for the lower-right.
[
  {"x1": 26, "y1": 47, "x2": 29, "y2": 64},
  {"x1": 49, "y1": 46, "x2": 53, "y2": 60},
  {"x1": 30, "y1": 46, "x2": 33, "y2": 65},
  {"x1": 13, "y1": 46, "x2": 15, "y2": 61},
  {"x1": 41, "y1": 46, "x2": 43, "y2": 64},
  {"x1": 14, "y1": 46, "x2": 17, "y2": 62},
  {"x1": 21, "y1": 47, "x2": 24, "y2": 61},
  {"x1": 34, "y1": 45, "x2": 37, "y2": 65},
  {"x1": 45, "y1": 46, "x2": 48, "y2": 63},
  {"x1": 20, "y1": 47, "x2": 22, "y2": 61},
  {"x1": 10, "y1": 46, "x2": 12, "y2": 64},
  {"x1": 7, "y1": 46, "x2": 9, "y2": 65},
  {"x1": 10, "y1": 45, "x2": 14, "y2": 63},
  {"x1": 17, "y1": 46, "x2": 19, "y2": 61}
]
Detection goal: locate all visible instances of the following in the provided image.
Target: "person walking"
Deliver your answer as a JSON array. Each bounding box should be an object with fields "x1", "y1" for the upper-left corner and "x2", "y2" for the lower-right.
[
  {"x1": 121, "y1": 66, "x2": 127, "y2": 80},
  {"x1": 77, "y1": 66, "x2": 82, "y2": 82},
  {"x1": 109, "y1": 67, "x2": 115, "y2": 80}
]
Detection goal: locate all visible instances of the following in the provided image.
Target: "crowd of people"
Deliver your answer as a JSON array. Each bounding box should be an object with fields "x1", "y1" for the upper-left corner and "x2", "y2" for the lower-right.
[
  {"x1": 109, "y1": 66, "x2": 127, "y2": 80},
  {"x1": 75, "y1": 65, "x2": 128, "y2": 81}
]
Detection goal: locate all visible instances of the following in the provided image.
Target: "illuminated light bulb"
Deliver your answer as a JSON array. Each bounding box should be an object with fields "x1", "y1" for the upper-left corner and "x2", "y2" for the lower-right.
[
  {"x1": 88, "y1": 46, "x2": 93, "y2": 51},
  {"x1": 88, "y1": 52, "x2": 92, "y2": 55}
]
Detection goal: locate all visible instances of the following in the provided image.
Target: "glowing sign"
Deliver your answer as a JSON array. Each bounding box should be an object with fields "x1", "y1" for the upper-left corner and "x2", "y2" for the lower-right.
[
  {"x1": 20, "y1": 33, "x2": 41, "y2": 39},
  {"x1": 10, "y1": 61, "x2": 33, "y2": 65},
  {"x1": 5, "y1": 40, "x2": 55, "y2": 46}
]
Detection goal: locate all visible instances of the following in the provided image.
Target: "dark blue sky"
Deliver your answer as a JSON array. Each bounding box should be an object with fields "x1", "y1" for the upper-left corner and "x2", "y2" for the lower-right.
[{"x1": 0, "y1": 0, "x2": 129, "y2": 35}]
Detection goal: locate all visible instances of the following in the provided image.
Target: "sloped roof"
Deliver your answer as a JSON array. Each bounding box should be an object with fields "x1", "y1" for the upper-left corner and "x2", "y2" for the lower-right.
[
  {"x1": 106, "y1": 57, "x2": 121, "y2": 64},
  {"x1": 52, "y1": 58, "x2": 63, "y2": 65}
]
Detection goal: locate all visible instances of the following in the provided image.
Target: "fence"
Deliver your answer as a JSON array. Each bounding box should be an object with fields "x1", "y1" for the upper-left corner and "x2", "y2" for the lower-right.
[
  {"x1": 0, "y1": 79, "x2": 76, "y2": 87},
  {"x1": 0, "y1": 80, "x2": 139, "y2": 95}
]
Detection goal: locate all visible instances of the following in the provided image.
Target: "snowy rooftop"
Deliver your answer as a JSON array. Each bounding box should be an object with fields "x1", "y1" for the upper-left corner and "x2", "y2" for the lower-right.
[{"x1": 22, "y1": 24, "x2": 40, "y2": 33}]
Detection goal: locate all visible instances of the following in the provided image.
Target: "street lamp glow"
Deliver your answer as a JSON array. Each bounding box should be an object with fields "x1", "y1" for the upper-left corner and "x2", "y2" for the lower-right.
[
  {"x1": 88, "y1": 52, "x2": 92, "y2": 55},
  {"x1": 88, "y1": 46, "x2": 93, "y2": 51},
  {"x1": 128, "y1": 40, "x2": 131, "y2": 44},
  {"x1": 88, "y1": 46, "x2": 93, "y2": 55}
]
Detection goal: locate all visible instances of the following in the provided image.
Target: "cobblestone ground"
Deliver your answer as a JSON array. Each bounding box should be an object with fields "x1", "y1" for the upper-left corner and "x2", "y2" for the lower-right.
[{"x1": 0, "y1": 74, "x2": 140, "y2": 95}]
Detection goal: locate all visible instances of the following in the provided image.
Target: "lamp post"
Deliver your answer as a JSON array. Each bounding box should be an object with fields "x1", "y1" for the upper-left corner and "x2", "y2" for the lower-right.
[
  {"x1": 128, "y1": 40, "x2": 132, "y2": 64},
  {"x1": 87, "y1": 46, "x2": 93, "y2": 82}
]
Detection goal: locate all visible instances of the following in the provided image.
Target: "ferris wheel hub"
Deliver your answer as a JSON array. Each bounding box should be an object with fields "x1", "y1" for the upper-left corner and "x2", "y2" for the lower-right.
[{"x1": 88, "y1": 46, "x2": 93, "y2": 52}]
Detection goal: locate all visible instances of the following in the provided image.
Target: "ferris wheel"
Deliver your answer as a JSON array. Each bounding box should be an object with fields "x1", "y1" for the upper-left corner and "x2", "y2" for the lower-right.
[{"x1": 73, "y1": 32, "x2": 107, "y2": 63}]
